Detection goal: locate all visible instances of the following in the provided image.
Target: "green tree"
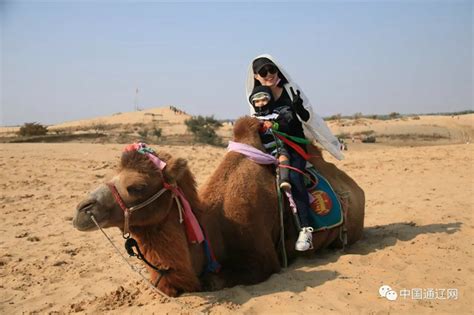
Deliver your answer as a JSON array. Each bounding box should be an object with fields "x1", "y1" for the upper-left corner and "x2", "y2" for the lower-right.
[
  {"x1": 18, "y1": 122, "x2": 48, "y2": 136},
  {"x1": 353, "y1": 112, "x2": 363, "y2": 121},
  {"x1": 152, "y1": 126, "x2": 162, "y2": 138},
  {"x1": 327, "y1": 113, "x2": 342, "y2": 121},
  {"x1": 389, "y1": 112, "x2": 400, "y2": 119},
  {"x1": 138, "y1": 128, "x2": 148, "y2": 139},
  {"x1": 185, "y1": 115, "x2": 223, "y2": 146}
]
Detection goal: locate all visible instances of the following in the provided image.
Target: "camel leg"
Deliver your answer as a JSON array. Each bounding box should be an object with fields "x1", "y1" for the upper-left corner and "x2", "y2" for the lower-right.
[
  {"x1": 343, "y1": 185, "x2": 365, "y2": 245},
  {"x1": 328, "y1": 185, "x2": 366, "y2": 248},
  {"x1": 219, "y1": 228, "x2": 281, "y2": 287}
]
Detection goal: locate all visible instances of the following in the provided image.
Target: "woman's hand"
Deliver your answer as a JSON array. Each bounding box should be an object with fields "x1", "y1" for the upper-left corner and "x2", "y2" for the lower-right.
[
  {"x1": 289, "y1": 87, "x2": 303, "y2": 108},
  {"x1": 289, "y1": 87, "x2": 310, "y2": 122}
]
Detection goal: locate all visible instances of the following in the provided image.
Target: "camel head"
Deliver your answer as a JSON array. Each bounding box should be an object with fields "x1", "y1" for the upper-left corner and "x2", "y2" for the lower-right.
[
  {"x1": 73, "y1": 144, "x2": 189, "y2": 233},
  {"x1": 232, "y1": 116, "x2": 265, "y2": 149}
]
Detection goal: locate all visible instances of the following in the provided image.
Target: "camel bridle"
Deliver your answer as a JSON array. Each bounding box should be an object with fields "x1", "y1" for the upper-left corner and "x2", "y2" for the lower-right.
[
  {"x1": 106, "y1": 181, "x2": 172, "y2": 239},
  {"x1": 101, "y1": 142, "x2": 183, "y2": 290},
  {"x1": 89, "y1": 142, "x2": 220, "y2": 296},
  {"x1": 105, "y1": 176, "x2": 179, "y2": 290}
]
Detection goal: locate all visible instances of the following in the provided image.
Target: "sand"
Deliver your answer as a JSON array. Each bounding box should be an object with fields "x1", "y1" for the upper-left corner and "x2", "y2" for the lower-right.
[
  {"x1": 327, "y1": 114, "x2": 474, "y2": 148},
  {"x1": 1, "y1": 112, "x2": 473, "y2": 314}
]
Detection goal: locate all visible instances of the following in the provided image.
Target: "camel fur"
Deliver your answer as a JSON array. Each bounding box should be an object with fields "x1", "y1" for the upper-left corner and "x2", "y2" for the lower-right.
[{"x1": 73, "y1": 116, "x2": 365, "y2": 296}]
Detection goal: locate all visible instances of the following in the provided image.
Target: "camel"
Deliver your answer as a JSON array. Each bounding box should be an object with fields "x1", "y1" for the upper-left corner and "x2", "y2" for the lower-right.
[{"x1": 73, "y1": 116, "x2": 365, "y2": 297}]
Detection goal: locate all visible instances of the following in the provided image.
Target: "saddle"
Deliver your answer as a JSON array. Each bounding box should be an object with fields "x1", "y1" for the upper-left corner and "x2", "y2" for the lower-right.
[
  {"x1": 302, "y1": 164, "x2": 344, "y2": 231},
  {"x1": 226, "y1": 140, "x2": 343, "y2": 231}
]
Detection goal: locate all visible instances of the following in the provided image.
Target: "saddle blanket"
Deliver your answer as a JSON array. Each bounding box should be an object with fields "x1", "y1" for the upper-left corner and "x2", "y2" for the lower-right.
[{"x1": 304, "y1": 166, "x2": 344, "y2": 231}]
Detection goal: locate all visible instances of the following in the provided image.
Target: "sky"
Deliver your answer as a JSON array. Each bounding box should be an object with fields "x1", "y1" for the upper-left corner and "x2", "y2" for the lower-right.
[{"x1": 1, "y1": 0, "x2": 472, "y2": 126}]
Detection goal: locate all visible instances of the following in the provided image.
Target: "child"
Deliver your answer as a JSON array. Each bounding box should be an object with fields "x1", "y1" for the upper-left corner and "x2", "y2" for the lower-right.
[
  {"x1": 249, "y1": 86, "x2": 314, "y2": 251},
  {"x1": 250, "y1": 86, "x2": 291, "y2": 190}
]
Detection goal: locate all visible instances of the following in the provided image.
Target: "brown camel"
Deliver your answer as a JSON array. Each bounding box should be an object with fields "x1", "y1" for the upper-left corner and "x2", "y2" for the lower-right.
[{"x1": 73, "y1": 116, "x2": 365, "y2": 297}]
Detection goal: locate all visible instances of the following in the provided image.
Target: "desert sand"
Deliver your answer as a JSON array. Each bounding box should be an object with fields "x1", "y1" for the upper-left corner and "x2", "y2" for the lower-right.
[{"x1": 1, "y1": 110, "x2": 473, "y2": 314}]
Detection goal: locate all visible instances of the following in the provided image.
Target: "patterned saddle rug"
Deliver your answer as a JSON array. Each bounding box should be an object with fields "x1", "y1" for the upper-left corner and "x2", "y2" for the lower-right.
[{"x1": 304, "y1": 165, "x2": 344, "y2": 231}]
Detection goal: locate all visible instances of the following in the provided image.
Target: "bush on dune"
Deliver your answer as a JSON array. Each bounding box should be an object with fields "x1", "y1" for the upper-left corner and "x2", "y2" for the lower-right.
[
  {"x1": 185, "y1": 115, "x2": 223, "y2": 146},
  {"x1": 18, "y1": 122, "x2": 48, "y2": 137}
]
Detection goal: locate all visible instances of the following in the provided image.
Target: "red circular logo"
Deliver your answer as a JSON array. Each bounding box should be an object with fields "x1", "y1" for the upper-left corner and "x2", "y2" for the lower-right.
[{"x1": 310, "y1": 191, "x2": 332, "y2": 216}]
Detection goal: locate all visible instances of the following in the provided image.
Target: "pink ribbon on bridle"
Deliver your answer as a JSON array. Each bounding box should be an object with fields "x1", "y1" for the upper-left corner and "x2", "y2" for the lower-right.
[
  {"x1": 163, "y1": 182, "x2": 204, "y2": 243},
  {"x1": 124, "y1": 142, "x2": 167, "y2": 170}
]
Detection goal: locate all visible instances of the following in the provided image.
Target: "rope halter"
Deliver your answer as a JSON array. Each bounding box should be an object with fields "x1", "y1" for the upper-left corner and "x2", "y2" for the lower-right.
[
  {"x1": 108, "y1": 142, "x2": 170, "y2": 238},
  {"x1": 107, "y1": 142, "x2": 204, "y2": 244}
]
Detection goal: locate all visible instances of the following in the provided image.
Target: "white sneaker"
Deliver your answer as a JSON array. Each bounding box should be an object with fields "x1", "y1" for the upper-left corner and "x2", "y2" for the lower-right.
[
  {"x1": 295, "y1": 227, "x2": 314, "y2": 251},
  {"x1": 279, "y1": 181, "x2": 292, "y2": 190}
]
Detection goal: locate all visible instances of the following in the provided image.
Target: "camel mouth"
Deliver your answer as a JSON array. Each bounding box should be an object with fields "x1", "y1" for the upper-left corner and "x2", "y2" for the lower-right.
[
  {"x1": 73, "y1": 199, "x2": 107, "y2": 231},
  {"x1": 73, "y1": 214, "x2": 98, "y2": 231}
]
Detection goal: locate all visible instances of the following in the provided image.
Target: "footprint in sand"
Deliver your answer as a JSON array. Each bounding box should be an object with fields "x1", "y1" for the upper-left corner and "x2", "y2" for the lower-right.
[
  {"x1": 27, "y1": 236, "x2": 40, "y2": 242},
  {"x1": 15, "y1": 232, "x2": 29, "y2": 238}
]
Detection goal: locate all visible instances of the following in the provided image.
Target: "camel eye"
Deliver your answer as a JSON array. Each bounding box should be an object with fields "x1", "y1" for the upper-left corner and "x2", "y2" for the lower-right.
[{"x1": 127, "y1": 185, "x2": 146, "y2": 195}]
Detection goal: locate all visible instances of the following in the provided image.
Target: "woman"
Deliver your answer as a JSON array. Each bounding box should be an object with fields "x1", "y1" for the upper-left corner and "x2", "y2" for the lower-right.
[
  {"x1": 246, "y1": 54, "x2": 344, "y2": 161},
  {"x1": 245, "y1": 54, "x2": 344, "y2": 251}
]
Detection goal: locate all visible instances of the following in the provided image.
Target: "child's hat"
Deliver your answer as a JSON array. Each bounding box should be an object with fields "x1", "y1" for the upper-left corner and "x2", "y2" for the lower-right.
[{"x1": 249, "y1": 86, "x2": 273, "y2": 104}]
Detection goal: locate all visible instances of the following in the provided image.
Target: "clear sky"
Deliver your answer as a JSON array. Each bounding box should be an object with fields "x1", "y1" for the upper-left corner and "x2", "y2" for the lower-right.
[{"x1": 1, "y1": 0, "x2": 472, "y2": 126}]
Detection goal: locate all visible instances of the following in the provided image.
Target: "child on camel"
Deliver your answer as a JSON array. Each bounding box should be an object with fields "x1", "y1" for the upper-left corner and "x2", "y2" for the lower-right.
[
  {"x1": 250, "y1": 85, "x2": 291, "y2": 190},
  {"x1": 249, "y1": 85, "x2": 314, "y2": 251}
]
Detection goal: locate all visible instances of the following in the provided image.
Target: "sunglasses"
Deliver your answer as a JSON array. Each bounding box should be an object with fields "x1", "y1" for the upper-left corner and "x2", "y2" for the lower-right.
[{"x1": 257, "y1": 65, "x2": 277, "y2": 78}]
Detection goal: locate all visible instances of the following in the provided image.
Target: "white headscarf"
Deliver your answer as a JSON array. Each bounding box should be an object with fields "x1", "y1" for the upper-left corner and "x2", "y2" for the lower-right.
[{"x1": 246, "y1": 54, "x2": 344, "y2": 160}]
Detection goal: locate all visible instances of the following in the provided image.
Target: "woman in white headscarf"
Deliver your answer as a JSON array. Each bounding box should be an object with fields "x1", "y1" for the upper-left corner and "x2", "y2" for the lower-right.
[
  {"x1": 246, "y1": 54, "x2": 344, "y2": 160},
  {"x1": 246, "y1": 54, "x2": 344, "y2": 251}
]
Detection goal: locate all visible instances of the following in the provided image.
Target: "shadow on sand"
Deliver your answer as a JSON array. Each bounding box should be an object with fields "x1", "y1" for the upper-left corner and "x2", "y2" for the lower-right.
[
  {"x1": 197, "y1": 221, "x2": 462, "y2": 306},
  {"x1": 345, "y1": 221, "x2": 462, "y2": 255}
]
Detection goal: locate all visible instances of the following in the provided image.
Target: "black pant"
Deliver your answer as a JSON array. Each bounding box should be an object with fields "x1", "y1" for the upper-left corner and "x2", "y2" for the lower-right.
[{"x1": 288, "y1": 149, "x2": 311, "y2": 227}]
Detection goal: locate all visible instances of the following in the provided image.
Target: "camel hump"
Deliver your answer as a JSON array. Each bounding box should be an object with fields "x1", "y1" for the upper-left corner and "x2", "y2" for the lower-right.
[{"x1": 233, "y1": 116, "x2": 262, "y2": 143}]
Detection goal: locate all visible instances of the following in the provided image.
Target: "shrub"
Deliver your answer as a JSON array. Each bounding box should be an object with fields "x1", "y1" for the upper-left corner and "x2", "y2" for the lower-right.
[
  {"x1": 53, "y1": 128, "x2": 66, "y2": 135},
  {"x1": 152, "y1": 126, "x2": 162, "y2": 138},
  {"x1": 185, "y1": 115, "x2": 223, "y2": 146},
  {"x1": 18, "y1": 122, "x2": 48, "y2": 136},
  {"x1": 91, "y1": 120, "x2": 107, "y2": 134},
  {"x1": 336, "y1": 132, "x2": 350, "y2": 139},
  {"x1": 138, "y1": 128, "x2": 148, "y2": 138},
  {"x1": 362, "y1": 135, "x2": 376, "y2": 143},
  {"x1": 353, "y1": 112, "x2": 363, "y2": 120},
  {"x1": 389, "y1": 112, "x2": 400, "y2": 119},
  {"x1": 327, "y1": 113, "x2": 342, "y2": 121}
]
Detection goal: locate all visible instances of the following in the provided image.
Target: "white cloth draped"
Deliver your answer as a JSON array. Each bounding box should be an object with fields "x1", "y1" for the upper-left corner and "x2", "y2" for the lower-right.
[{"x1": 246, "y1": 54, "x2": 344, "y2": 160}]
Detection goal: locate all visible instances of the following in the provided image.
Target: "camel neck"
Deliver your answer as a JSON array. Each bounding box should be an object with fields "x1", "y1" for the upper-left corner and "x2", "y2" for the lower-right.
[{"x1": 130, "y1": 209, "x2": 203, "y2": 293}]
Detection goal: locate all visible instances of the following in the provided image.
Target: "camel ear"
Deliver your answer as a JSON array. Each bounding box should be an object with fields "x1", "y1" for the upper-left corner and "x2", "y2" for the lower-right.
[{"x1": 163, "y1": 157, "x2": 187, "y2": 183}]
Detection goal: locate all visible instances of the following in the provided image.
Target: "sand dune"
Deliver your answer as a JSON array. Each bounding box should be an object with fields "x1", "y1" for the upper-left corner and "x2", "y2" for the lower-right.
[
  {"x1": 0, "y1": 109, "x2": 473, "y2": 314},
  {"x1": 2, "y1": 108, "x2": 472, "y2": 146},
  {"x1": 52, "y1": 107, "x2": 191, "y2": 132},
  {"x1": 329, "y1": 114, "x2": 474, "y2": 145}
]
